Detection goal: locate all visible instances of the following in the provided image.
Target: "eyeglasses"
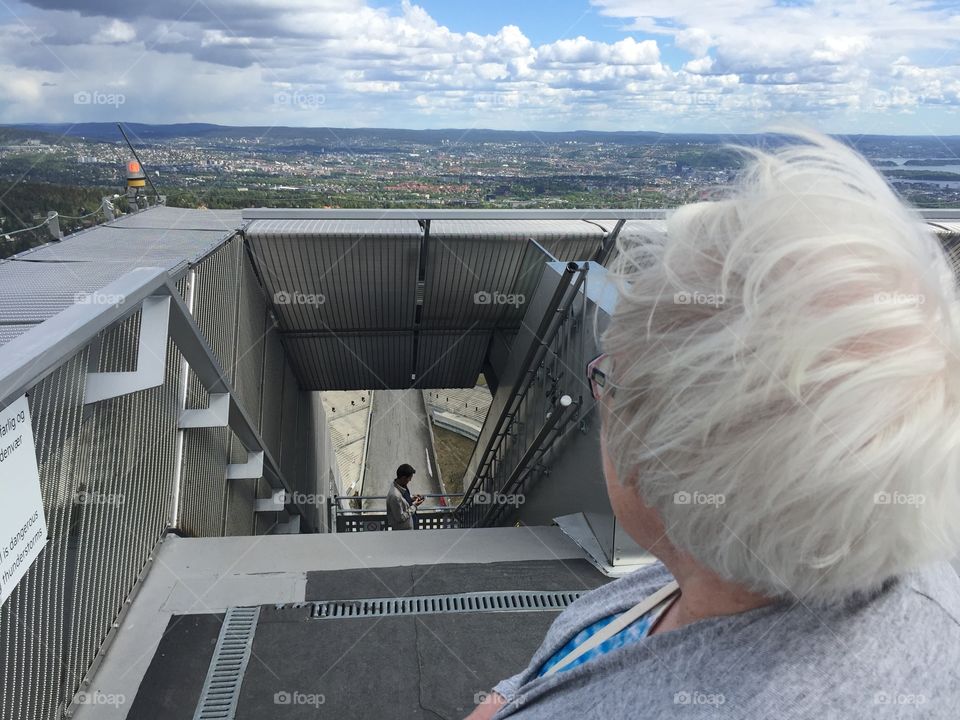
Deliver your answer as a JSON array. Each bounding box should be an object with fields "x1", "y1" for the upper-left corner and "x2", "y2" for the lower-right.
[{"x1": 586, "y1": 353, "x2": 615, "y2": 401}]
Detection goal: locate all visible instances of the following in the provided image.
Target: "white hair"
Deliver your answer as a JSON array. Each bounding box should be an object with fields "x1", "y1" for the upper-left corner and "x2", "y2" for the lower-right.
[{"x1": 603, "y1": 128, "x2": 960, "y2": 603}]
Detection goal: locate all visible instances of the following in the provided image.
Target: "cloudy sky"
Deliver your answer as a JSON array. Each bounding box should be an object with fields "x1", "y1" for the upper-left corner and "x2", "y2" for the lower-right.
[{"x1": 0, "y1": 0, "x2": 958, "y2": 133}]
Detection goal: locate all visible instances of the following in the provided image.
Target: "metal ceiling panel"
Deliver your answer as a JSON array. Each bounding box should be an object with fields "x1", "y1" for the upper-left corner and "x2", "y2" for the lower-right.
[
  {"x1": 422, "y1": 225, "x2": 529, "y2": 331},
  {"x1": 422, "y1": 221, "x2": 593, "y2": 331},
  {"x1": 429, "y1": 219, "x2": 605, "y2": 264},
  {"x1": 244, "y1": 219, "x2": 421, "y2": 333},
  {"x1": 284, "y1": 332, "x2": 415, "y2": 390},
  {"x1": 415, "y1": 332, "x2": 490, "y2": 389}
]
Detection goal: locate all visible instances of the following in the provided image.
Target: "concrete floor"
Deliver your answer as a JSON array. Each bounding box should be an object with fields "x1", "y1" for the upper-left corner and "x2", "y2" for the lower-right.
[
  {"x1": 129, "y1": 559, "x2": 610, "y2": 720},
  {"x1": 363, "y1": 389, "x2": 441, "y2": 508},
  {"x1": 73, "y1": 527, "x2": 600, "y2": 720}
]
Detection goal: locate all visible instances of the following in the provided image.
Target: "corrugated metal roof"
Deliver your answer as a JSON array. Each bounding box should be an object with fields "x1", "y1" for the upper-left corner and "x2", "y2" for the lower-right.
[
  {"x1": 430, "y1": 219, "x2": 605, "y2": 262},
  {"x1": 244, "y1": 217, "x2": 601, "y2": 389},
  {"x1": 416, "y1": 332, "x2": 489, "y2": 388},
  {"x1": 246, "y1": 218, "x2": 419, "y2": 237},
  {"x1": 284, "y1": 333, "x2": 415, "y2": 389},
  {"x1": 421, "y1": 231, "x2": 529, "y2": 331},
  {"x1": 245, "y1": 219, "x2": 421, "y2": 333}
]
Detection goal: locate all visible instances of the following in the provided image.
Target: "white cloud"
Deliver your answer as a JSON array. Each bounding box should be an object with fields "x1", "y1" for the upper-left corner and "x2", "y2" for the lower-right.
[
  {"x1": 0, "y1": 0, "x2": 956, "y2": 132},
  {"x1": 91, "y1": 18, "x2": 135, "y2": 44},
  {"x1": 683, "y1": 55, "x2": 714, "y2": 74}
]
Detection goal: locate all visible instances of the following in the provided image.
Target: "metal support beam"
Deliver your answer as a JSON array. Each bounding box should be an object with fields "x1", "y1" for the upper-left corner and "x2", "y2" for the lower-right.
[
  {"x1": 179, "y1": 392, "x2": 230, "y2": 428},
  {"x1": 84, "y1": 295, "x2": 171, "y2": 404},
  {"x1": 411, "y1": 218, "x2": 430, "y2": 385},
  {"x1": 226, "y1": 451, "x2": 264, "y2": 480}
]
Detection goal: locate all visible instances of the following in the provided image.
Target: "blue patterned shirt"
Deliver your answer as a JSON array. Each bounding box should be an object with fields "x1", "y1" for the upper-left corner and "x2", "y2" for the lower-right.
[{"x1": 537, "y1": 594, "x2": 676, "y2": 677}]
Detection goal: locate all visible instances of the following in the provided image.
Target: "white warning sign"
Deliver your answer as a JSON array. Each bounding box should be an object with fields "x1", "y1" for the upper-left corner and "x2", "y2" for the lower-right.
[{"x1": 0, "y1": 395, "x2": 48, "y2": 606}]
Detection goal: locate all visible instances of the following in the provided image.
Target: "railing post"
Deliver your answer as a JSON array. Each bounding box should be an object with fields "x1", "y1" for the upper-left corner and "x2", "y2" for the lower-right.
[{"x1": 46, "y1": 211, "x2": 62, "y2": 240}]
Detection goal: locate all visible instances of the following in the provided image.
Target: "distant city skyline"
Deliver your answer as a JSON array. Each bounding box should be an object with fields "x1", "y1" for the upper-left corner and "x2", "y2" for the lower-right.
[{"x1": 0, "y1": 0, "x2": 958, "y2": 135}]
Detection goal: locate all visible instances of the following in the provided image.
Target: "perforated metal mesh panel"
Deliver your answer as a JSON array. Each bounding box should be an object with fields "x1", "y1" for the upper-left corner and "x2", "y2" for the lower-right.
[
  {"x1": 178, "y1": 239, "x2": 241, "y2": 537},
  {"x1": 256, "y1": 317, "x2": 289, "y2": 536},
  {"x1": 224, "y1": 253, "x2": 269, "y2": 537},
  {"x1": 259, "y1": 319, "x2": 284, "y2": 454},
  {"x1": 278, "y1": 362, "x2": 301, "y2": 491},
  {"x1": 64, "y1": 309, "x2": 181, "y2": 704},
  {"x1": 0, "y1": 223, "x2": 331, "y2": 720},
  {"x1": 0, "y1": 352, "x2": 88, "y2": 720}
]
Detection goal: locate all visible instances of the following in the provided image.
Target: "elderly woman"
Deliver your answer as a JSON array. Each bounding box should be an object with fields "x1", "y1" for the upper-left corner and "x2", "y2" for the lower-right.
[{"x1": 467, "y1": 131, "x2": 960, "y2": 719}]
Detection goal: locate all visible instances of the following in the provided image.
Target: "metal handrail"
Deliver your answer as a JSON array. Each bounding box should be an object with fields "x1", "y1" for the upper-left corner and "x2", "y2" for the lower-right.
[
  {"x1": 457, "y1": 262, "x2": 588, "y2": 525},
  {"x1": 0, "y1": 266, "x2": 170, "y2": 409},
  {"x1": 0, "y1": 265, "x2": 316, "y2": 531},
  {"x1": 337, "y1": 506, "x2": 459, "y2": 516},
  {"x1": 335, "y1": 493, "x2": 465, "y2": 501},
  {"x1": 244, "y1": 208, "x2": 669, "y2": 221},
  {"x1": 477, "y1": 394, "x2": 579, "y2": 527},
  {"x1": 330, "y1": 495, "x2": 462, "y2": 533}
]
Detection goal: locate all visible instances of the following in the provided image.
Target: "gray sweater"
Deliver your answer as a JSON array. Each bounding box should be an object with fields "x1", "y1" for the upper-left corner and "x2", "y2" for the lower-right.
[
  {"x1": 492, "y1": 560, "x2": 960, "y2": 718},
  {"x1": 385, "y1": 482, "x2": 415, "y2": 530}
]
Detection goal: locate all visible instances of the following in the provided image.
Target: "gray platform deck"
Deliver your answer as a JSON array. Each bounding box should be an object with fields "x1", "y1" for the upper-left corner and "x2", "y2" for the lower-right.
[
  {"x1": 71, "y1": 527, "x2": 607, "y2": 720},
  {"x1": 129, "y1": 560, "x2": 609, "y2": 719}
]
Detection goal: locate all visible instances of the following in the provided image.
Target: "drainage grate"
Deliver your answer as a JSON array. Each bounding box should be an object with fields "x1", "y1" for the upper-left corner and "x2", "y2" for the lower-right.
[
  {"x1": 193, "y1": 606, "x2": 260, "y2": 720},
  {"x1": 309, "y1": 590, "x2": 583, "y2": 619}
]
